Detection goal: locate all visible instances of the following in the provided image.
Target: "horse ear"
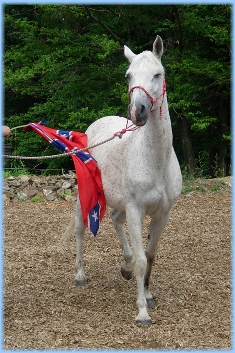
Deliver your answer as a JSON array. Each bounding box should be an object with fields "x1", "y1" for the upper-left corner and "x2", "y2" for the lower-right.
[
  {"x1": 124, "y1": 45, "x2": 136, "y2": 63},
  {"x1": 153, "y1": 35, "x2": 164, "y2": 59}
]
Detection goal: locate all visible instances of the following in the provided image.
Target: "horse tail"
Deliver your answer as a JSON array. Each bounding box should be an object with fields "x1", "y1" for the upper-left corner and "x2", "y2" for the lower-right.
[{"x1": 60, "y1": 216, "x2": 75, "y2": 247}]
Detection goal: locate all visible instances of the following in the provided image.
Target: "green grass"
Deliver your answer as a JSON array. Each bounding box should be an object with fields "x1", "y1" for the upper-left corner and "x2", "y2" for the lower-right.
[
  {"x1": 31, "y1": 195, "x2": 44, "y2": 203},
  {"x1": 182, "y1": 172, "x2": 229, "y2": 194},
  {"x1": 4, "y1": 160, "x2": 30, "y2": 178}
]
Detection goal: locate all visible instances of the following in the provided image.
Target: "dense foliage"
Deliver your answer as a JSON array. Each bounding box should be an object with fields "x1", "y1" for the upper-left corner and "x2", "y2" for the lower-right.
[{"x1": 4, "y1": 4, "x2": 231, "y2": 176}]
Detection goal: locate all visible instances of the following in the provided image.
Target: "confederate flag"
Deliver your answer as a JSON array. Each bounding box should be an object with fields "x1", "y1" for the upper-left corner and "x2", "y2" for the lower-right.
[{"x1": 25, "y1": 122, "x2": 106, "y2": 236}]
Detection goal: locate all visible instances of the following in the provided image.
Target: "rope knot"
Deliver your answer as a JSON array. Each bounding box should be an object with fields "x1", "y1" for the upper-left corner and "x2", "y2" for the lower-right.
[{"x1": 114, "y1": 128, "x2": 127, "y2": 139}]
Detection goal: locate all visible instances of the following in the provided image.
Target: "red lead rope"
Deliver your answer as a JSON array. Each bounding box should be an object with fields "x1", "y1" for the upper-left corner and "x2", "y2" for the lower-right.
[{"x1": 113, "y1": 119, "x2": 140, "y2": 138}]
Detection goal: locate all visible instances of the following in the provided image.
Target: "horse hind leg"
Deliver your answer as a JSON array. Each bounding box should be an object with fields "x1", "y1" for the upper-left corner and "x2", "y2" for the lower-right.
[
  {"x1": 74, "y1": 200, "x2": 87, "y2": 286},
  {"x1": 110, "y1": 209, "x2": 133, "y2": 280},
  {"x1": 145, "y1": 211, "x2": 171, "y2": 308}
]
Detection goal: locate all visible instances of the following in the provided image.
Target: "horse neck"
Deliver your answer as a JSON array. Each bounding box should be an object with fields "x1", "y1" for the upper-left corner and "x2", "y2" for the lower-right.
[{"x1": 141, "y1": 97, "x2": 173, "y2": 155}]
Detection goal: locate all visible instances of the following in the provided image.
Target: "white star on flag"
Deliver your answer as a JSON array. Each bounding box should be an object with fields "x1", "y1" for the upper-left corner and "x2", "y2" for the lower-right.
[{"x1": 92, "y1": 211, "x2": 98, "y2": 222}]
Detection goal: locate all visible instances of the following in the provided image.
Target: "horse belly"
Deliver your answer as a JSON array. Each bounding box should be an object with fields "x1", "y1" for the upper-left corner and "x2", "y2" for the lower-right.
[{"x1": 99, "y1": 161, "x2": 127, "y2": 210}]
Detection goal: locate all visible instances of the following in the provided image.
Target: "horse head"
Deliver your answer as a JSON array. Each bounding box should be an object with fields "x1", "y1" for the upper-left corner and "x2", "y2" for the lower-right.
[{"x1": 124, "y1": 35, "x2": 166, "y2": 126}]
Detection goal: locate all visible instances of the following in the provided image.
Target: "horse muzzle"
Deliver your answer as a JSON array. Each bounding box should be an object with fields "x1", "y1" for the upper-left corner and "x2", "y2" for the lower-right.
[{"x1": 128, "y1": 103, "x2": 149, "y2": 126}]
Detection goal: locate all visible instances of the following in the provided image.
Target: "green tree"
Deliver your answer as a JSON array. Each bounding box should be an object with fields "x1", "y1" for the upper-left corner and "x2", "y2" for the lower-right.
[
  {"x1": 4, "y1": 4, "x2": 231, "y2": 176},
  {"x1": 4, "y1": 4, "x2": 126, "y2": 171},
  {"x1": 162, "y1": 5, "x2": 231, "y2": 176}
]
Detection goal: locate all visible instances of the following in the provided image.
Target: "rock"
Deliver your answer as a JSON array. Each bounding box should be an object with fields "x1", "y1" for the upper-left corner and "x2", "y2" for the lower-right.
[
  {"x1": 17, "y1": 191, "x2": 27, "y2": 201},
  {"x1": 31, "y1": 176, "x2": 42, "y2": 184},
  {"x1": 3, "y1": 183, "x2": 10, "y2": 192},
  {"x1": 8, "y1": 180, "x2": 21, "y2": 187},
  {"x1": 56, "y1": 188, "x2": 64, "y2": 197},
  {"x1": 4, "y1": 190, "x2": 15, "y2": 199},
  {"x1": 70, "y1": 178, "x2": 77, "y2": 186},
  {"x1": 69, "y1": 171, "x2": 76, "y2": 178},
  {"x1": 3, "y1": 171, "x2": 82, "y2": 203},
  {"x1": 37, "y1": 191, "x2": 44, "y2": 199},
  {"x1": 48, "y1": 177, "x2": 57, "y2": 185},
  {"x1": 42, "y1": 188, "x2": 53, "y2": 197},
  {"x1": 62, "y1": 172, "x2": 71, "y2": 179},
  {"x1": 55, "y1": 181, "x2": 63, "y2": 189},
  {"x1": 24, "y1": 187, "x2": 38, "y2": 198},
  {"x1": 62, "y1": 182, "x2": 72, "y2": 189},
  {"x1": 20, "y1": 181, "x2": 30, "y2": 189},
  {"x1": 38, "y1": 176, "x2": 48, "y2": 185},
  {"x1": 45, "y1": 193, "x2": 55, "y2": 201},
  {"x1": 57, "y1": 188, "x2": 71, "y2": 198},
  {"x1": 64, "y1": 195, "x2": 76, "y2": 202},
  {"x1": 186, "y1": 192, "x2": 194, "y2": 197},
  {"x1": 18, "y1": 175, "x2": 31, "y2": 183}
]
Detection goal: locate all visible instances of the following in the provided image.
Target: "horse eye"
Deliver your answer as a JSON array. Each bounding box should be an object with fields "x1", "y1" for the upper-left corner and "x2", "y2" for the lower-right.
[
  {"x1": 154, "y1": 73, "x2": 161, "y2": 79},
  {"x1": 125, "y1": 73, "x2": 131, "y2": 80}
]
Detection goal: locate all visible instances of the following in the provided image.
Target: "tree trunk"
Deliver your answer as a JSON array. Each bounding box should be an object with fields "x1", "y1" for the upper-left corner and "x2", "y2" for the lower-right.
[
  {"x1": 218, "y1": 97, "x2": 230, "y2": 177},
  {"x1": 177, "y1": 115, "x2": 197, "y2": 175}
]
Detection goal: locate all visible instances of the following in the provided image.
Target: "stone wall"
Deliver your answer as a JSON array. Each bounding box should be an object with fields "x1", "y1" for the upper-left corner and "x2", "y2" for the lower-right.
[{"x1": 3, "y1": 171, "x2": 78, "y2": 202}]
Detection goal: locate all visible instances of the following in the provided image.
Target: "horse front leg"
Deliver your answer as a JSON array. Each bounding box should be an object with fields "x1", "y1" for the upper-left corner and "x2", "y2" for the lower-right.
[
  {"x1": 126, "y1": 205, "x2": 152, "y2": 326},
  {"x1": 74, "y1": 200, "x2": 87, "y2": 286},
  {"x1": 110, "y1": 209, "x2": 133, "y2": 280},
  {"x1": 145, "y1": 211, "x2": 171, "y2": 307}
]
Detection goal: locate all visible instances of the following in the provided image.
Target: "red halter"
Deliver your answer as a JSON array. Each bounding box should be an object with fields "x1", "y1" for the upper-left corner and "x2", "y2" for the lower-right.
[{"x1": 129, "y1": 78, "x2": 166, "y2": 117}]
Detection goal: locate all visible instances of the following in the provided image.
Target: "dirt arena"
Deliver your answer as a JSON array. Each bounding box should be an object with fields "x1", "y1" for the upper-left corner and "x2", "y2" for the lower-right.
[{"x1": 3, "y1": 178, "x2": 231, "y2": 349}]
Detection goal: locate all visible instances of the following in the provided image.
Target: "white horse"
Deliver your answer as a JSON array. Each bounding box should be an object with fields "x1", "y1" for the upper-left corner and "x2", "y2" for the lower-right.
[{"x1": 64, "y1": 35, "x2": 182, "y2": 326}]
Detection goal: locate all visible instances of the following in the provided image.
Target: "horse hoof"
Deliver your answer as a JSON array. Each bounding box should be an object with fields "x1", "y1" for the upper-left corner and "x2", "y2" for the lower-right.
[
  {"x1": 75, "y1": 279, "x2": 88, "y2": 286},
  {"x1": 146, "y1": 298, "x2": 156, "y2": 308},
  {"x1": 121, "y1": 267, "x2": 132, "y2": 280},
  {"x1": 136, "y1": 319, "x2": 152, "y2": 326}
]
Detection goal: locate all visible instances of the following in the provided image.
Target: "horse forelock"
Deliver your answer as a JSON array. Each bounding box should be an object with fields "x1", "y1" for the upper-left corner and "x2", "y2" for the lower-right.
[{"x1": 127, "y1": 50, "x2": 163, "y2": 76}]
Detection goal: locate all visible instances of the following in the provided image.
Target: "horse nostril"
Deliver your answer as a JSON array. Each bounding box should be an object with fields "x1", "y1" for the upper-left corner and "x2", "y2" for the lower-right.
[{"x1": 140, "y1": 105, "x2": 145, "y2": 114}]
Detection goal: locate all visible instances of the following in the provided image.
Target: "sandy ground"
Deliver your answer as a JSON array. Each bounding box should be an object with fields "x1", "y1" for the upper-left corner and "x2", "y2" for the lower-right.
[{"x1": 3, "y1": 179, "x2": 231, "y2": 349}]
